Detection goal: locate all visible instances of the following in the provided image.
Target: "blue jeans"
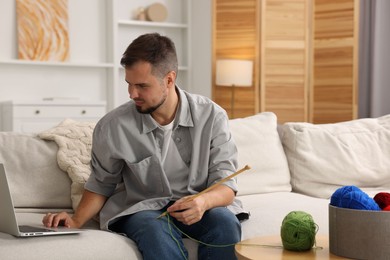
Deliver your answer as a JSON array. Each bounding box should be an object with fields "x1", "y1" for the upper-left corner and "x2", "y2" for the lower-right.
[{"x1": 109, "y1": 206, "x2": 241, "y2": 260}]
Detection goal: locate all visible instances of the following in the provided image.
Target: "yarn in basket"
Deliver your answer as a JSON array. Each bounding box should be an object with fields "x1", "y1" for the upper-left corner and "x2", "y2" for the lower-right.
[{"x1": 330, "y1": 185, "x2": 380, "y2": 211}]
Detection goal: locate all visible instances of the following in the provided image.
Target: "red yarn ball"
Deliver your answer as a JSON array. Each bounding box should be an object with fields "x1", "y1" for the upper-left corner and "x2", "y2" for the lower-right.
[
  {"x1": 383, "y1": 205, "x2": 390, "y2": 211},
  {"x1": 373, "y1": 192, "x2": 390, "y2": 209}
]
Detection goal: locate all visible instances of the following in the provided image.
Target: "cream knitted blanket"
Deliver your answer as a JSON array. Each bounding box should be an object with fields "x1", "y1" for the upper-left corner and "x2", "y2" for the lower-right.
[{"x1": 38, "y1": 119, "x2": 96, "y2": 210}]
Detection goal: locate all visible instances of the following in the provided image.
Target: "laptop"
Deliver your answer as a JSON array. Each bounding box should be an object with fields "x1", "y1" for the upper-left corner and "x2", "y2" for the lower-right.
[{"x1": 0, "y1": 163, "x2": 81, "y2": 237}]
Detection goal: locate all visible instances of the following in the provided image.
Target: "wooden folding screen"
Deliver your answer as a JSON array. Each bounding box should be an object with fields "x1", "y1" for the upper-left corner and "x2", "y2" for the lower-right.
[
  {"x1": 213, "y1": 0, "x2": 359, "y2": 123},
  {"x1": 311, "y1": 0, "x2": 359, "y2": 123},
  {"x1": 213, "y1": 0, "x2": 260, "y2": 118}
]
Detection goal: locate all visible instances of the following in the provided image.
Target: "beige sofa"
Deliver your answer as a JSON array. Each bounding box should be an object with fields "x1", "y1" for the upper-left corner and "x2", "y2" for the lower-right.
[{"x1": 1, "y1": 112, "x2": 389, "y2": 260}]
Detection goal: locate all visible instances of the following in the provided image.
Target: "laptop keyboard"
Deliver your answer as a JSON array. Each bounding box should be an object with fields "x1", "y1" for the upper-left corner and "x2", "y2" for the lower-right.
[{"x1": 19, "y1": 225, "x2": 56, "y2": 232}]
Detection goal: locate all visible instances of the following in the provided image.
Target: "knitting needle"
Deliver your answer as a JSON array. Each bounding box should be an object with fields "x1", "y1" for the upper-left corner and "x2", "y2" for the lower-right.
[{"x1": 157, "y1": 165, "x2": 251, "y2": 219}]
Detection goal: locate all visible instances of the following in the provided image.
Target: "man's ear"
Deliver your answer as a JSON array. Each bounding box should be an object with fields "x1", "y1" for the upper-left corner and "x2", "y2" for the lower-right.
[{"x1": 166, "y1": 70, "x2": 176, "y2": 88}]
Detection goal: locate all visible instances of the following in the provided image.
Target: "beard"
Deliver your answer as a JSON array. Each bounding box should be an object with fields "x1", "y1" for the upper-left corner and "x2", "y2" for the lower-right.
[{"x1": 135, "y1": 95, "x2": 167, "y2": 114}]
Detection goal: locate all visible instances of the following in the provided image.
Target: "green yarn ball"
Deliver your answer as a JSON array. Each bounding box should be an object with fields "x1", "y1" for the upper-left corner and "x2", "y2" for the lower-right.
[{"x1": 280, "y1": 211, "x2": 317, "y2": 251}]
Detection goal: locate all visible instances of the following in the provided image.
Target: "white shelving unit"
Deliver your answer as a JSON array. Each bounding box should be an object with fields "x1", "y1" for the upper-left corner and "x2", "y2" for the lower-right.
[
  {"x1": 108, "y1": 0, "x2": 191, "y2": 108},
  {"x1": 0, "y1": 59, "x2": 113, "y2": 68},
  {"x1": 0, "y1": 0, "x2": 192, "y2": 118}
]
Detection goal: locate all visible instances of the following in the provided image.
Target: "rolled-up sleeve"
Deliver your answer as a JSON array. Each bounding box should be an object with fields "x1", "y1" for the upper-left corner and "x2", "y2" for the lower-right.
[
  {"x1": 85, "y1": 122, "x2": 123, "y2": 197},
  {"x1": 207, "y1": 111, "x2": 239, "y2": 192}
]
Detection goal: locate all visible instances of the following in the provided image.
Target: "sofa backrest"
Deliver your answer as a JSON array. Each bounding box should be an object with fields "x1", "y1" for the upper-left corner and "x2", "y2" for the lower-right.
[
  {"x1": 229, "y1": 112, "x2": 292, "y2": 196},
  {"x1": 0, "y1": 132, "x2": 72, "y2": 209},
  {"x1": 4, "y1": 112, "x2": 389, "y2": 208}
]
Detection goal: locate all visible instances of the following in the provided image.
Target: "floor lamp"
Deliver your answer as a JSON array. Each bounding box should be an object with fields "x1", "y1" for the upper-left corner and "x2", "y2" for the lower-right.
[{"x1": 216, "y1": 59, "x2": 253, "y2": 118}]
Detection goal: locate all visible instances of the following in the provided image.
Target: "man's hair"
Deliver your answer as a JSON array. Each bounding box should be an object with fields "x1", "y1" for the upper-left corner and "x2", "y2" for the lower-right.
[{"x1": 120, "y1": 33, "x2": 178, "y2": 79}]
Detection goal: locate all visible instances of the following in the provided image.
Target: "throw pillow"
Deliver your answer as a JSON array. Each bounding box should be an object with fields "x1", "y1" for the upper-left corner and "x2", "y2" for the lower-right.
[
  {"x1": 38, "y1": 119, "x2": 96, "y2": 210},
  {"x1": 281, "y1": 114, "x2": 390, "y2": 198},
  {"x1": 229, "y1": 112, "x2": 292, "y2": 195}
]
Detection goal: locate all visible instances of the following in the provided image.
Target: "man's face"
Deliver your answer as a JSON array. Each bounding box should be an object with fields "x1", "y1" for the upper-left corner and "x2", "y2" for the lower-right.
[{"x1": 125, "y1": 61, "x2": 168, "y2": 114}]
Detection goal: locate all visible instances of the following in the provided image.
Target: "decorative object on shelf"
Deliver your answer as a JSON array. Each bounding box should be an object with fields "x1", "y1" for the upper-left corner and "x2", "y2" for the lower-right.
[
  {"x1": 146, "y1": 2, "x2": 168, "y2": 22},
  {"x1": 216, "y1": 59, "x2": 253, "y2": 118},
  {"x1": 16, "y1": 0, "x2": 69, "y2": 61},
  {"x1": 136, "y1": 7, "x2": 146, "y2": 21}
]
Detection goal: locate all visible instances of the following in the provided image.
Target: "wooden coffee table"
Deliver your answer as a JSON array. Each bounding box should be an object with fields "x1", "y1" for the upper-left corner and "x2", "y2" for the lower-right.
[{"x1": 235, "y1": 235, "x2": 347, "y2": 260}]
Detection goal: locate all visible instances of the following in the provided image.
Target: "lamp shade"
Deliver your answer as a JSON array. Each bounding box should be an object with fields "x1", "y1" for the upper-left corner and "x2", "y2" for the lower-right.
[{"x1": 216, "y1": 59, "x2": 253, "y2": 87}]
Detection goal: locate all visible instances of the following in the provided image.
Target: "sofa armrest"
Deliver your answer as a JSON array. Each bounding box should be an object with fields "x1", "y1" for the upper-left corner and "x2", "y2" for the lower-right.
[{"x1": 0, "y1": 132, "x2": 72, "y2": 209}]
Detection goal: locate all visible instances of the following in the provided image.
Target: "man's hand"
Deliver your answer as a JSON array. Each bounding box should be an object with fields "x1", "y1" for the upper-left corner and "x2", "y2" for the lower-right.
[
  {"x1": 167, "y1": 185, "x2": 235, "y2": 225},
  {"x1": 41, "y1": 190, "x2": 107, "y2": 229},
  {"x1": 167, "y1": 196, "x2": 207, "y2": 225},
  {"x1": 42, "y1": 212, "x2": 80, "y2": 228}
]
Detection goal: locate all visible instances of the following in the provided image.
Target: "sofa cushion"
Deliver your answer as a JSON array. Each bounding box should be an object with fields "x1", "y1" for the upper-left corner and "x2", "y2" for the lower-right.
[
  {"x1": 281, "y1": 114, "x2": 390, "y2": 198},
  {"x1": 0, "y1": 132, "x2": 72, "y2": 208},
  {"x1": 0, "y1": 213, "x2": 142, "y2": 260},
  {"x1": 239, "y1": 192, "x2": 330, "y2": 238},
  {"x1": 229, "y1": 112, "x2": 291, "y2": 195}
]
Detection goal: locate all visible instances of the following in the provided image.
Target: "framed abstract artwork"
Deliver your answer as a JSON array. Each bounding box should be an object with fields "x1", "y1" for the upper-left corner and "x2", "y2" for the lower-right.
[{"x1": 16, "y1": 0, "x2": 69, "y2": 61}]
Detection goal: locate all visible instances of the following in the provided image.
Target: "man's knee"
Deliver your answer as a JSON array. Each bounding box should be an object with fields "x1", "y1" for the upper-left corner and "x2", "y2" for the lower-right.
[
  {"x1": 203, "y1": 207, "x2": 242, "y2": 240},
  {"x1": 207, "y1": 207, "x2": 240, "y2": 225}
]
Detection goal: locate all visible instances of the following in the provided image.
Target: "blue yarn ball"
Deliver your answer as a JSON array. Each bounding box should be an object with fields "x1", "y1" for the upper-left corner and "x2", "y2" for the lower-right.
[
  {"x1": 330, "y1": 185, "x2": 362, "y2": 207},
  {"x1": 341, "y1": 191, "x2": 381, "y2": 211},
  {"x1": 330, "y1": 185, "x2": 380, "y2": 211}
]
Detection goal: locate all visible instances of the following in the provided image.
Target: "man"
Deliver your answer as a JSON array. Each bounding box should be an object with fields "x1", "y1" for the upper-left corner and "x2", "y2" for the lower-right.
[{"x1": 43, "y1": 33, "x2": 246, "y2": 259}]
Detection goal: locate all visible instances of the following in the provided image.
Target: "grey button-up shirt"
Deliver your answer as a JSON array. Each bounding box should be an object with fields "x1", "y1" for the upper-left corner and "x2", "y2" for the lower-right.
[{"x1": 85, "y1": 87, "x2": 245, "y2": 230}]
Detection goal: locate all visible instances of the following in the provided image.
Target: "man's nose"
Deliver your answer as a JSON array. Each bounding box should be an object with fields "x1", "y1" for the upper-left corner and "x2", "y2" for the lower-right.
[{"x1": 128, "y1": 86, "x2": 139, "y2": 99}]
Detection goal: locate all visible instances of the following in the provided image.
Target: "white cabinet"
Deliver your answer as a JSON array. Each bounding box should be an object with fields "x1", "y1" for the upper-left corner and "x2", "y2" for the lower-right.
[
  {"x1": 0, "y1": 100, "x2": 106, "y2": 133},
  {"x1": 0, "y1": 0, "x2": 191, "y2": 114}
]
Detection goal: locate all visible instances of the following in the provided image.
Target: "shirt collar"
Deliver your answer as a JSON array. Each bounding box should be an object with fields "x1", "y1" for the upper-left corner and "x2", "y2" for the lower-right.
[
  {"x1": 140, "y1": 86, "x2": 194, "y2": 134},
  {"x1": 175, "y1": 86, "x2": 194, "y2": 128}
]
